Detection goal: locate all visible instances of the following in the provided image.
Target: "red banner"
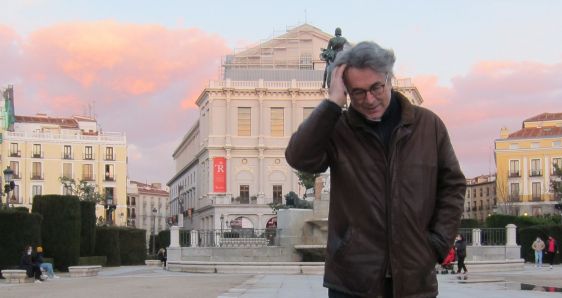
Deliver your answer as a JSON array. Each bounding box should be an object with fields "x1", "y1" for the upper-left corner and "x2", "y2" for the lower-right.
[{"x1": 213, "y1": 157, "x2": 226, "y2": 192}]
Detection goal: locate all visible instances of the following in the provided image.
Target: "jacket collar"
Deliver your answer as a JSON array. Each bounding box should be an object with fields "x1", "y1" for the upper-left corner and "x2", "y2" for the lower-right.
[{"x1": 346, "y1": 90, "x2": 415, "y2": 129}]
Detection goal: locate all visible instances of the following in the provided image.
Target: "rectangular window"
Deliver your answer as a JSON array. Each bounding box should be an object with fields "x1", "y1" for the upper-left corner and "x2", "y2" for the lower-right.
[
  {"x1": 12, "y1": 185, "x2": 20, "y2": 204},
  {"x1": 63, "y1": 145, "x2": 72, "y2": 159},
  {"x1": 273, "y1": 185, "x2": 283, "y2": 204},
  {"x1": 32, "y1": 162, "x2": 42, "y2": 179},
  {"x1": 509, "y1": 143, "x2": 519, "y2": 150},
  {"x1": 84, "y1": 146, "x2": 93, "y2": 160},
  {"x1": 467, "y1": 190, "x2": 470, "y2": 198},
  {"x1": 105, "y1": 147, "x2": 114, "y2": 161},
  {"x1": 105, "y1": 164, "x2": 115, "y2": 181},
  {"x1": 510, "y1": 183, "x2": 520, "y2": 201},
  {"x1": 237, "y1": 107, "x2": 251, "y2": 136},
  {"x1": 486, "y1": 187, "x2": 490, "y2": 196},
  {"x1": 532, "y1": 182, "x2": 541, "y2": 201},
  {"x1": 82, "y1": 164, "x2": 93, "y2": 181},
  {"x1": 530, "y1": 159, "x2": 541, "y2": 176},
  {"x1": 239, "y1": 185, "x2": 249, "y2": 204},
  {"x1": 32, "y1": 144, "x2": 42, "y2": 158},
  {"x1": 32, "y1": 185, "x2": 42, "y2": 203},
  {"x1": 479, "y1": 188, "x2": 483, "y2": 197},
  {"x1": 303, "y1": 107, "x2": 314, "y2": 120},
  {"x1": 9, "y1": 161, "x2": 19, "y2": 179},
  {"x1": 270, "y1": 108, "x2": 284, "y2": 137},
  {"x1": 10, "y1": 143, "x2": 20, "y2": 157},
  {"x1": 553, "y1": 158, "x2": 562, "y2": 175},
  {"x1": 63, "y1": 163, "x2": 72, "y2": 179},
  {"x1": 509, "y1": 160, "x2": 520, "y2": 177}
]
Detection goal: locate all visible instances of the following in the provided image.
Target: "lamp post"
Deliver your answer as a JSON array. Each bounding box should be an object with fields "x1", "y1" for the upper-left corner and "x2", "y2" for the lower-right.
[
  {"x1": 105, "y1": 196, "x2": 116, "y2": 225},
  {"x1": 220, "y1": 214, "x2": 224, "y2": 235},
  {"x1": 152, "y1": 207, "x2": 157, "y2": 256},
  {"x1": 3, "y1": 166, "x2": 14, "y2": 209}
]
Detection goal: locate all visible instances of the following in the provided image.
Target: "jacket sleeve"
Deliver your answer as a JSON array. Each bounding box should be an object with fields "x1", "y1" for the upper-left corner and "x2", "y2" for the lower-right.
[
  {"x1": 428, "y1": 116, "x2": 466, "y2": 262},
  {"x1": 285, "y1": 100, "x2": 342, "y2": 174}
]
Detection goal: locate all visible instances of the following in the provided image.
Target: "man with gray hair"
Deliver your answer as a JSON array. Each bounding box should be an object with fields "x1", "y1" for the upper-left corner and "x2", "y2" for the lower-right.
[{"x1": 285, "y1": 41, "x2": 466, "y2": 297}]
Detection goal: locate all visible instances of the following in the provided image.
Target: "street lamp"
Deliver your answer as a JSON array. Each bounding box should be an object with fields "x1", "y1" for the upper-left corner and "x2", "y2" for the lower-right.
[
  {"x1": 220, "y1": 214, "x2": 224, "y2": 236},
  {"x1": 152, "y1": 208, "x2": 157, "y2": 256},
  {"x1": 3, "y1": 166, "x2": 14, "y2": 209}
]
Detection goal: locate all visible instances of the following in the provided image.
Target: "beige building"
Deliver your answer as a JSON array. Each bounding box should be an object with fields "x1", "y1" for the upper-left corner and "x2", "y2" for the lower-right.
[
  {"x1": 463, "y1": 175, "x2": 496, "y2": 222},
  {"x1": 495, "y1": 112, "x2": 562, "y2": 216},
  {"x1": 127, "y1": 180, "x2": 170, "y2": 247},
  {"x1": 168, "y1": 24, "x2": 424, "y2": 231},
  {"x1": 0, "y1": 85, "x2": 128, "y2": 224}
]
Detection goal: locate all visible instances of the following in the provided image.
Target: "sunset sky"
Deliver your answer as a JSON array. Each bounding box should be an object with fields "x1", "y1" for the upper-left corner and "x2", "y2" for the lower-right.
[{"x1": 1, "y1": 0, "x2": 561, "y2": 184}]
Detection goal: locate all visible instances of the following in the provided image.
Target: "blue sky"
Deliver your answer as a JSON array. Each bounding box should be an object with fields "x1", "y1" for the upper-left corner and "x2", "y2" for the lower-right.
[{"x1": 1, "y1": 0, "x2": 561, "y2": 183}]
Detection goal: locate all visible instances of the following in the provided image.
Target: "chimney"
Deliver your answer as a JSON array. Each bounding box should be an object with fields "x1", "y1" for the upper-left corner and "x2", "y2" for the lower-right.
[{"x1": 500, "y1": 127, "x2": 509, "y2": 139}]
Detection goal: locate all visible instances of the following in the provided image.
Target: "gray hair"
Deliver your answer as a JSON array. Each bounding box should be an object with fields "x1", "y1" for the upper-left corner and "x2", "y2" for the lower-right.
[{"x1": 334, "y1": 41, "x2": 396, "y2": 78}]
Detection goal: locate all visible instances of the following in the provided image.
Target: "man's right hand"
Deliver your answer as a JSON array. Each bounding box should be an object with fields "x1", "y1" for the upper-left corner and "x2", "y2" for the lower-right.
[{"x1": 328, "y1": 64, "x2": 348, "y2": 107}]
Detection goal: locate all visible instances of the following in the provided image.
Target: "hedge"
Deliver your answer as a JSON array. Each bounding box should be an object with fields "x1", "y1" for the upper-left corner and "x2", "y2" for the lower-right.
[
  {"x1": 95, "y1": 227, "x2": 121, "y2": 266},
  {"x1": 79, "y1": 256, "x2": 107, "y2": 266},
  {"x1": 32, "y1": 195, "x2": 81, "y2": 271},
  {"x1": 519, "y1": 224, "x2": 562, "y2": 264},
  {"x1": 80, "y1": 201, "x2": 97, "y2": 256},
  {"x1": 0, "y1": 210, "x2": 42, "y2": 269},
  {"x1": 158, "y1": 230, "x2": 171, "y2": 249},
  {"x1": 119, "y1": 228, "x2": 147, "y2": 265},
  {"x1": 460, "y1": 219, "x2": 481, "y2": 229},
  {"x1": 486, "y1": 214, "x2": 561, "y2": 229}
]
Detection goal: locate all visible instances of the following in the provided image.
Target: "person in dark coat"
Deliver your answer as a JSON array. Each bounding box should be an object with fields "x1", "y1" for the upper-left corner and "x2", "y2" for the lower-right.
[
  {"x1": 285, "y1": 41, "x2": 466, "y2": 297},
  {"x1": 19, "y1": 245, "x2": 43, "y2": 282},
  {"x1": 455, "y1": 234, "x2": 468, "y2": 274}
]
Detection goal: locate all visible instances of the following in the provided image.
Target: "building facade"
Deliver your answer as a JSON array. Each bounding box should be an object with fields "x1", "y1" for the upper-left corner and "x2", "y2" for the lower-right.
[
  {"x1": 0, "y1": 85, "x2": 128, "y2": 225},
  {"x1": 168, "y1": 24, "x2": 424, "y2": 231},
  {"x1": 127, "y1": 180, "x2": 170, "y2": 248},
  {"x1": 495, "y1": 113, "x2": 562, "y2": 216},
  {"x1": 463, "y1": 175, "x2": 496, "y2": 222}
]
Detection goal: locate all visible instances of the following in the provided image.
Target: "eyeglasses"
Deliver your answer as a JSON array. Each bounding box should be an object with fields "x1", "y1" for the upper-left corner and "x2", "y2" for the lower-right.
[{"x1": 349, "y1": 73, "x2": 389, "y2": 100}]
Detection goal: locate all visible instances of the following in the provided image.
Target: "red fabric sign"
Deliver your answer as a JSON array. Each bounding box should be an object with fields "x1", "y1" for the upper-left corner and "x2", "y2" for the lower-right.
[{"x1": 213, "y1": 157, "x2": 226, "y2": 192}]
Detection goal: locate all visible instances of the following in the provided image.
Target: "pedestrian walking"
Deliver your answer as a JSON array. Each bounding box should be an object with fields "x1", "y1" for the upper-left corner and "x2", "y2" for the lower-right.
[
  {"x1": 455, "y1": 234, "x2": 468, "y2": 274},
  {"x1": 532, "y1": 237, "x2": 545, "y2": 268}
]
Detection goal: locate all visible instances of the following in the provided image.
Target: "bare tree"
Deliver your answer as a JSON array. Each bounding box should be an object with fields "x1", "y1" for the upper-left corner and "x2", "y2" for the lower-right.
[{"x1": 495, "y1": 171, "x2": 517, "y2": 215}]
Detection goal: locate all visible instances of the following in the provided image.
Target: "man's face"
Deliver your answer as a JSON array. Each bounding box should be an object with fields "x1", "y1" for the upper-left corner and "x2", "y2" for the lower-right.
[{"x1": 345, "y1": 67, "x2": 392, "y2": 121}]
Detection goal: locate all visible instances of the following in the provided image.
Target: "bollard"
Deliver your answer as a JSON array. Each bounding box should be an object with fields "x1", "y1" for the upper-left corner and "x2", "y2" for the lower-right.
[
  {"x1": 472, "y1": 228, "x2": 481, "y2": 246},
  {"x1": 170, "y1": 226, "x2": 180, "y2": 248},
  {"x1": 506, "y1": 224, "x2": 517, "y2": 246}
]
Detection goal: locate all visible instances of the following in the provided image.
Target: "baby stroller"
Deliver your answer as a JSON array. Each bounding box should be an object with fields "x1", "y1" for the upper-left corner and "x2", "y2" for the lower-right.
[{"x1": 438, "y1": 247, "x2": 456, "y2": 274}]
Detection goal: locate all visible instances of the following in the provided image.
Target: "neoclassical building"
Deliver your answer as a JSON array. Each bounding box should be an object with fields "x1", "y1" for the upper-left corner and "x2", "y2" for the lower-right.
[
  {"x1": 168, "y1": 24, "x2": 423, "y2": 231},
  {"x1": 463, "y1": 175, "x2": 496, "y2": 222}
]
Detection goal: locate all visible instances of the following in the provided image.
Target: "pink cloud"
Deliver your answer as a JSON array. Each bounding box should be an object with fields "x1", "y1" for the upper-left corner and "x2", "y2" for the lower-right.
[
  {"x1": 1, "y1": 21, "x2": 231, "y2": 183},
  {"x1": 414, "y1": 60, "x2": 562, "y2": 178}
]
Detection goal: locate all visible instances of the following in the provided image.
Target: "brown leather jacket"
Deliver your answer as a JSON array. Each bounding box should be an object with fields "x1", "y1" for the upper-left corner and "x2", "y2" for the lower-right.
[{"x1": 285, "y1": 91, "x2": 466, "y2": 297}]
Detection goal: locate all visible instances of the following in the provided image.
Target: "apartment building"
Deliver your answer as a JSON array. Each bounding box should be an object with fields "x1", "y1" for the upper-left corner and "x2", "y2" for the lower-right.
[
  {"x1": 127, "y1": 180, "x2": 170, "y2": 246},
  {"x1": 168, "y1": 24, "x2": 424, "y2": 231},
  {"x1": 0, "y1": 85, "x2": 128, "y2": 224},
  {"x1": 463, "y1": 175, "x2": 496, "y2": 221},
  {"x1": 495, "y1": 112, "x2": 562, "y2": 215}
]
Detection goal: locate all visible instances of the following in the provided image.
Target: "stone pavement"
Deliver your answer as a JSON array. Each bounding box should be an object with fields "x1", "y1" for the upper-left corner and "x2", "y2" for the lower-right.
[{"x1": 1, "y1": 264, "x2": 562, "y2": 297}]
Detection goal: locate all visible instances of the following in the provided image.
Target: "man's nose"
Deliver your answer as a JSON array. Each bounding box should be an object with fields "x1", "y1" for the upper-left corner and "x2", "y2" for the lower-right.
[{"x1": 365, "y1": 91, "x2": 377, "y2": 103}]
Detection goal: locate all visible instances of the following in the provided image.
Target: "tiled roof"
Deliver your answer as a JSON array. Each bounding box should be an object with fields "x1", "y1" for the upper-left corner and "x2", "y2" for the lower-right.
[
  {"x1": 130, "y1": 181, "x2": 169, "y2": 196},
  {"x1": 524, "y1": 113, "x2": 562, "y2": 122},
  {"x1": 15, "y1": 115, "x2": 79, "y2": 128},
  {"x1": 508, "y1": 126, "x2": 562, "y2": 139}
]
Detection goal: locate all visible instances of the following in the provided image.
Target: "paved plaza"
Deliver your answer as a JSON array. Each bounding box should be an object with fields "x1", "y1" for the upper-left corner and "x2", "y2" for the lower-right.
[{"x1": 1, "y1": 264, "x2": 562, "y2": 297}]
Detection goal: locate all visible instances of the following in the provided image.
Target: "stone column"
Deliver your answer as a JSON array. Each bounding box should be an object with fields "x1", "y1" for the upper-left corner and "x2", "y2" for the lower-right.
[
  {"x1": 170, "y1": 226, "x2": 180, "y2": 248},
  {"x1": 506, "y1": 224, "x2": 517, "y2": 246},
  {"x1": 472, "y1": 228, "x2": 481, "y2": 246},
  {"x1": 190, "y1": 230, "x2": 199, "y2": 247}
]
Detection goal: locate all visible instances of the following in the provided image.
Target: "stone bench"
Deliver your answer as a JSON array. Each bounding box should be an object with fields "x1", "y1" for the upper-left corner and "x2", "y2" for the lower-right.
[
  {"x1": 1, "y1": 270, "x2": 35, "y2": 284},
  {"x1": 68, "y1": 265, "x2": 102, "y2": 277},
  {"x1": 145, "y1": 260, "x2": 162, "y2": 266}
]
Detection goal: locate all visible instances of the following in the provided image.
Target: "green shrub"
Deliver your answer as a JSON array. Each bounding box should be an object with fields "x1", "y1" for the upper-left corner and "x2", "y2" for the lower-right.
[
  {"x1": 157, "y1": 230, "x2": 170, "y2": 248},
  {"x1": 32, "y1": 195, "x2": 81, "y2": 271},
  {"x1": 119, "y1": 228, "x2": 146, "y2": 265},
  {"x1": 95, "y1": 227, "x2": 121, "y2": 266},
  {"x1": 79, "y1": 256, "x2": 107, "y2": 266},
  {"x1": 0, "y1": 210, "x2": 42, "y2": 268},
  {"x1": 14, "y1": 207, "x2": 29, "y2": 213},
  {"x1": 519, "y1": 225, "x2": 562, "y2": 264},
  {"x1": 460, "y1": 219, "x2": 481, "y2": 229},
  {"x1": 80, "y1": 201, "x2": 97, "y2": 256},
  {"x1": 486, "y1": 214, "x2": 558, "y2": 229}
]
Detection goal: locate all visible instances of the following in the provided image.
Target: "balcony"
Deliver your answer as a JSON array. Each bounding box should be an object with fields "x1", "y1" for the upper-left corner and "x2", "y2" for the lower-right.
[
  {"x1": 62, "y1": 153, "x2": 74, "y2": 160},
  {"x1": 31, "y1": 152, "x2": 44, "y2": 159},
  {"x1": 105, "y1": 154, "x2": 115, "y2": 161},
  {"x1": 9, "y1": 151, "x2": 21, "y2": 158},
  {"x1": 531, "y1": 195, "x2": 543, "y2": 202},
  {"x1": 82, "y1": 175, "x2": 95, "y2": 181},
  {"x1": 479, "y1": 206, "x2": 483, "y2": 211},
  {"x1": 12, "y1": 173, "x2": 21, "y2": 180},
  {"x1": 509, "y1": 195, "x2": 520, "y2": 202},
  {"x1": 466, "y1": 207, "x2": 471, "y2": 212},
  {"x1": 104, "y1": 175, "x2": 115, "y2": 182},
  {"x1": 471, "y1": 206, "x2": 477, "y2": 211},
  {"x1": 31, "y1": 174, "x2": 44, "y2": 180},
  {"x1": 529, "y1": 170, "x2": 542, "y2": 177},
  {"x1": 509, "y1": 172, "x2": 520, "y2": 178},
  {"x1": 83, "y1": 153, "x2": 95, "y2": 160}
]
